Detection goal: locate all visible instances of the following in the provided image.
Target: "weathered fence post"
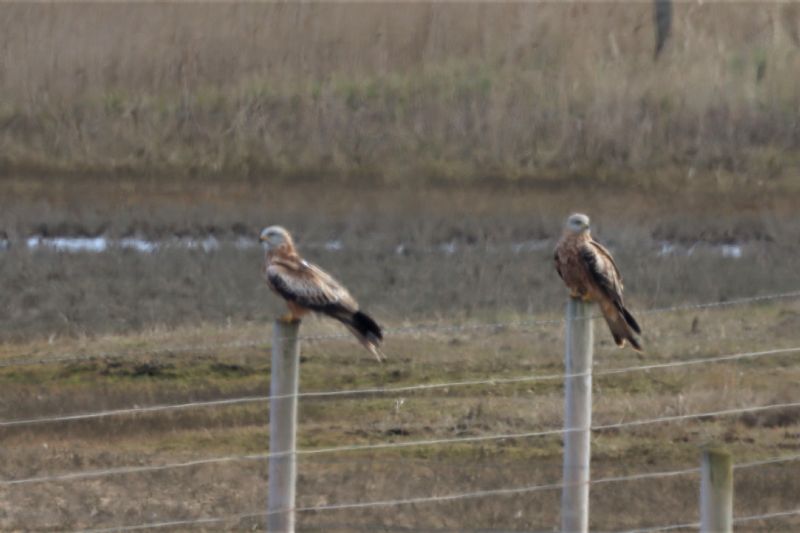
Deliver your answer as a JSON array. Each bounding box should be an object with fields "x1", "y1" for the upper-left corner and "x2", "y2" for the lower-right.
[
  {"x1": 700, "y1": 447, "x2": 733, "y2": 533},
  {"x1": 561, "y1": 297, "x2": 594, "y2": 533},
  {"x1": 268, "y1": 319, "x2": 301, "y2": 533}
]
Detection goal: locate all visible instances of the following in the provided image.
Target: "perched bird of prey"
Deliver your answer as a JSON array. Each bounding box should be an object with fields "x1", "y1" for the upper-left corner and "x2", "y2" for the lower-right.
[
  {"x1": 554, "y1": 214, "x2": 642, "y2": 351},
  {"x1": 260, "y1": 226, "x2": 384, "y2": 361}
]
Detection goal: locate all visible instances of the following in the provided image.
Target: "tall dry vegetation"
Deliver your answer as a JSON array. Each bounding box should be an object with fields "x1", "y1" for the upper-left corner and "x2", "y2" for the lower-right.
[{"x1": 0, "y1": 2, "x2": 798, "y2": 187}]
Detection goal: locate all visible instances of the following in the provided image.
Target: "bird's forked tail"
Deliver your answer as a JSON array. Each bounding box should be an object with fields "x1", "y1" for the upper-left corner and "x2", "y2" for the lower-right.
[
  {"x1": 603, "y1": 301, "x2": 643, "y2": 352},
  {"x1": 342, "y1": 310, "x2": 385, "y2": 362}
]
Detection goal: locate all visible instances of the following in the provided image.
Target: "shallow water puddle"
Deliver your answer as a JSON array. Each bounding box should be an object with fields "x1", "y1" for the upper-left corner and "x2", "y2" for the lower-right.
[{"x1": 3, "y1": 235, "x2": 747, "y2": 259}]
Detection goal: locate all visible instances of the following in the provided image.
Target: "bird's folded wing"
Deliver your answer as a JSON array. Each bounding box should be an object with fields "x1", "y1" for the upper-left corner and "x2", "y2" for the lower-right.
[
  {"x1": 266, "y1": 262, "x2": 357, "y2": 313},
  {"x1": 579, "y1": 242, "x2": 624, "y2": 303},
  {"x1": 554, "y1": 250, "x2": 564, "y2": 280}
]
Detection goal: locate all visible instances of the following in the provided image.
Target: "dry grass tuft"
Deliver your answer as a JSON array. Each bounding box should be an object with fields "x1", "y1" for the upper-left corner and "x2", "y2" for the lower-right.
[{"x1": 0, "y1": 3, "x2": 799, "y2": 187}]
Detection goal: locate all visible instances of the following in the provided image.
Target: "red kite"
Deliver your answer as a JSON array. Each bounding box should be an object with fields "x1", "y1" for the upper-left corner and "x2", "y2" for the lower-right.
[
  {"x1": 260, "y1": 226, "x2": 384, "y2": 361},
  {"x1": 555, "y1": 214, "x2": 642, "y2": 351}
]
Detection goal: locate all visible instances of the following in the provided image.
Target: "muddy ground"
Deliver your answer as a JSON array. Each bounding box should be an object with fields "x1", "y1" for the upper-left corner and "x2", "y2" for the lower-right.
[{"x1": 1, "y1": 177, "x2": 799, "y2": 343}]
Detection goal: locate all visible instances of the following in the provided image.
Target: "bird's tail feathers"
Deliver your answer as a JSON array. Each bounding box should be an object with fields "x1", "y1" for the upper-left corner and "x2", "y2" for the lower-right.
[
  {"x1": 338, "y1": 310, "x2": 385, "y2": 363},
  {"x1": 351, "y1": 311, "x2": 383, "y2": 341},
  {"x1": 616, "y1": 302, "x2": 642, "y2": 335},
  {"x1": 603, "y1": 303, "x2": 643, "y2": 352}
]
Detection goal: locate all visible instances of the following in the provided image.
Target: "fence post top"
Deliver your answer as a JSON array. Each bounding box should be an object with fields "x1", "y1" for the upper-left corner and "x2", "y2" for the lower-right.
[
  {"x1": 701, "y1": 445, "x2": 732, "y2": 459},
  {"x1": 273, "y1": 318, "x2": 302, "y2": 336}
]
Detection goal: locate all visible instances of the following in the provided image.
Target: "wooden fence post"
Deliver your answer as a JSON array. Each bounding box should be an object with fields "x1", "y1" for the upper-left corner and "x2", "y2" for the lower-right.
[
  {"x1": 561, "y1": 297, "x2": 594, "y2": 533},
  {"x1": 267, "y1": 319, "x2": 301, "y2": 533},
  {"x1": 700, "y1": 447, "x2": 733, "y2": 533}
]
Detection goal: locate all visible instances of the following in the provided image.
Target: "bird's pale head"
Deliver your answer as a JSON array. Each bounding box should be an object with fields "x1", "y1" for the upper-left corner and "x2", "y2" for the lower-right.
[
  {"x1": 566, "y1": 213, "x2": 591, "y2": 234},
  {"x1": 259, "y1": 226, "x2": 295, "y2": 252}
]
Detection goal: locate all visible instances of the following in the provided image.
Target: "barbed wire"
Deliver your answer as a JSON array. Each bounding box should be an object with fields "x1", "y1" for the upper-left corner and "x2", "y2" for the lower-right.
[
  {"x1": 4, "y1": 402, "x2": 798, "y2": 487},
  {"x1": 79, "y1": 457, "x2": 800, "y2": 532},
  {"x1": 2, "y1": 288, "x2": 799, "y2": 369},
  {"x1": 4, "y1": 345, "x2": 797, "y2": 429}
]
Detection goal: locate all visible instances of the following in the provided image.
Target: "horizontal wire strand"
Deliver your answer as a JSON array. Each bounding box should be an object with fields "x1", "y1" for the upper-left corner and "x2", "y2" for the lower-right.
[
  {"x1": 3, "y1": 291, "x2": 799, "y2": 531},
  {"x1": 295, "y1": 401, "x2": 800, "y2": 459},
  {"x1": 624, "y1": 507, "x2": 800, "y2": 533},
  {"x1": 80, "y1": 468, "x2": 697, "y2": 532},
  {"x1": 81, "y1": 458, "x2": 800, "y2": 533},
  {"x1": 261, "y1": 288, "x2": 800, "y2": 344},
  {"x1": 623, "y1": 521, "x2": 700, "y2": 532},
  {"x1": 4, "y1": 345, "x2": 798, "y2": 428},
  {"x1": 619, "y1": 456, "x2": 800, "y2": 532},
  {"x1": 3, "y1": 289, "x2": 799, "y2": 368},
  {"x1": 4, "y1": 402, "x2": 799, "y2": 487},
  {"x1": 732, "y1": 508, "x2": 800, "y2": 524},
  {"x1": 0, "y1": 337, "x2": 268, "y2": 369}
]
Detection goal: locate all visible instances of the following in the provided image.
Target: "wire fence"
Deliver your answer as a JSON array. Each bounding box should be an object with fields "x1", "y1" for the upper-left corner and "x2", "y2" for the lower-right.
[
  {"x1": 2, "y1": 345, "x2": 799, "y2": 429},
  {"x1": 2, "y1": 288, "x2": 799, "y2": 369},
  {"x1": 79, "y1": 455, "x2": 800, "y2": 533},
  {"x1": 626, "y1": 508, "x2": 800, "y2": 533},
  {"x1": 4, "y1": 401, "x2": 799, "y2": 487},
  {"x1": 2, "y1": 289, "x2": 800, "y2": 531}
]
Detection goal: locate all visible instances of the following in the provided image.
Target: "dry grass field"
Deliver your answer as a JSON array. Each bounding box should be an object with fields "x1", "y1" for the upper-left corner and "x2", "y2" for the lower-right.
[
  {"x1": 0, "y1": 3, "x2": 799, "y2": 187},
  {"x1": 0, "y1": 301, "x2": 799, "y2": 531},
  {"x1": 1, "y1": 2, "x2": 799, "y2": 531}
]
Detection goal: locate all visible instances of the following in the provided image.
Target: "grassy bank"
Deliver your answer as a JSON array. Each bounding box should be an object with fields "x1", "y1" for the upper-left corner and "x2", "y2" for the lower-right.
[
  {"x1": 1, "y1": 3, "x2": 799, "y2": 189},
  {"x1": 0, "y1": 303, "x2": 798, "y2": 530}
]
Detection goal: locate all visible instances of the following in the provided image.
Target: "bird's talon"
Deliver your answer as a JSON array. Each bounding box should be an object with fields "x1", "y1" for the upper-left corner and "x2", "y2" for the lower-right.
[{"x1": 278, "y1": 313, "x2": 301, "y2": 324}]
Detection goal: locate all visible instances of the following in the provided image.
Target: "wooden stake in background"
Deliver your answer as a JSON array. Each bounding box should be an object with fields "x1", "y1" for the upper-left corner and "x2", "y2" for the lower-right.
[{"x1": 700, "y1": 447, "x2": 733, "y2": 533}]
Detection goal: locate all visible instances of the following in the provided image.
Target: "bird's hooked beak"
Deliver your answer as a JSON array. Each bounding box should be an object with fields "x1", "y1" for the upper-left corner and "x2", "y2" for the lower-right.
[
  {"x1": 259, "y1": 226, "x2": 293, "y2": 252},
  {"x1": 259, "y1": 232, "x2": 272, "y2": 249},
  {"x1": 566, "y1": 213, "x2": 591, "y2": 234}
]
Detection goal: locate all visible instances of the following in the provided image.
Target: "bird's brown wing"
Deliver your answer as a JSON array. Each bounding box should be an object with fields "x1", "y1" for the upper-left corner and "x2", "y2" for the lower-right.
[
  {"x1": 580, "y1": 239, "x2": 642, "y2": 342},
  {"x1": 265, "y1": 254, "x2": 384, "y2": 361},
  {"x1": 554, "y1": 249, "x2": 564, "y2": 281},
  {"x1": 266, "y1": 258, "x2": 358, "y2": 314},
  {"x1": 579, "y1": 240, "x2": 624, "y2": 304}
]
